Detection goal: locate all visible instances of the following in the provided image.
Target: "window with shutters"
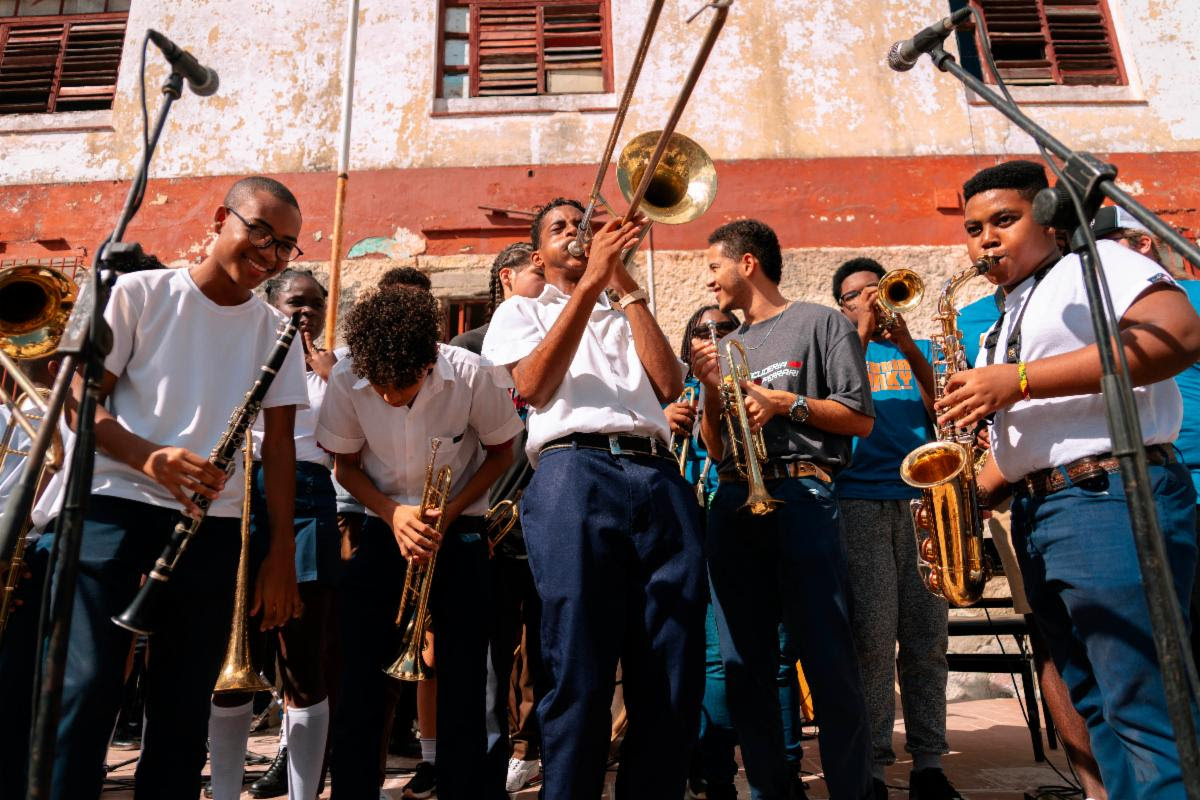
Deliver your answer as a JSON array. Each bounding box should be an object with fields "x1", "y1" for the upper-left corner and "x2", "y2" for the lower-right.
[
  {"x1": 954, "y1": 0, "x2": 1126, "y2": 87},
  {"x1": 0, "y1": 1, "x2": 129, "y2": 116},
  {"x1": 438, "y1": 0, "x2": 612, "y2": 100}
]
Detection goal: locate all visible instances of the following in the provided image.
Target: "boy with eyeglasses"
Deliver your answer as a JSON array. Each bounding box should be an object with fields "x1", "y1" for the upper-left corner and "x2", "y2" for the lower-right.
[{"x1": 35, "y1": 176, "x2": 310, "y2": 800}]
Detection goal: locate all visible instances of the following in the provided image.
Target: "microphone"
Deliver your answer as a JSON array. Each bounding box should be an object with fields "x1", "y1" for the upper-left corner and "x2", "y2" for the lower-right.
[
  {"x1": 887, "y1": 7, "x2": 972, "y2": 72},
  {"x1": 147, "y1": 30, "x2": 219, "y2": 96}
]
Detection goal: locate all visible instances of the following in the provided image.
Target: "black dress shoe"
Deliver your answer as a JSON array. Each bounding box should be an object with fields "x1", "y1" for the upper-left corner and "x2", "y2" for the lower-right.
[{"x1": 249, "y1": 746, "x2": 288, "y2": 798}]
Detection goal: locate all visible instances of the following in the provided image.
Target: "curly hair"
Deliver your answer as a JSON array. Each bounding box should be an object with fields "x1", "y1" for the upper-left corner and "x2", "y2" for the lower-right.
[
  {"x1": 487, "y1": 242, "x2": 534, "y2": 317},
  {"x1": 708, "y1": 219, "x2": 783, "y2": 284},
  {"x1": 344, "y1": 287, "x2": 440, "y2": 389},
  {"x1": 379, "y1": 266, "x2": 432, "y2": 291},
  {"x1": 831, "y1": 257, "x2": 884, "y2": 302},
  {"x1": 962, "y1": 160, "x2": 1048, "y2": 203},
  {"x1": 531, "y1": 197, "x2": 585, "y2": 249}
]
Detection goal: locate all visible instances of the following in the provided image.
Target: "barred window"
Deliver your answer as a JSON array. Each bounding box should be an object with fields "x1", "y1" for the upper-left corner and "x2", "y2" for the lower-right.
[
  {"x1": 953, "y1": 0, "x2": 1125, "y2": 86},
  {"x1": 438, "y1": 0, "x2": 612, "y2": 99},
  {"x1": 0, "y1": 0, "x2": 129, "y2": 115}
]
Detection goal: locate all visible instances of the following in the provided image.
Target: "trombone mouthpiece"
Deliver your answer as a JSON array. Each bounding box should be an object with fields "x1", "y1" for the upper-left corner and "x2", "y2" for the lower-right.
[{"x1": 567, "y1": 240, "x2": 586, "y2": 258}]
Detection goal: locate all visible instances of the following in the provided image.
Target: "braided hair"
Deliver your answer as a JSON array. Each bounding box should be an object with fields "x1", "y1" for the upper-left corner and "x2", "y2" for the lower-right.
[
  {"x1": 263, "y1": 267, "x2": 327, "y2": 304},
  {"x1": 679, "y1": 304, "x2": 740, "y2": 376},
  {"x1": 487, "y1": 242, "x2": 534, "y2": 318}
]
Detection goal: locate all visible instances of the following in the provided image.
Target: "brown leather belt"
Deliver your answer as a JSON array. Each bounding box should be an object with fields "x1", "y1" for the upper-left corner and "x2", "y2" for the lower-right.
[
  {"x1": 718, "y1": 460, "x2": 832, "y2": 485},
  {"x1": 1020, "y1": 445, "x2": 1175, "y2": 498}
]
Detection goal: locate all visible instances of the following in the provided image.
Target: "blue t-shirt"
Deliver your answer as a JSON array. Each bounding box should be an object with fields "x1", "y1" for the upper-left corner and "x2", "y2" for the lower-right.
[
  {"x1": 836, "y1": 339, "x2": 936, "y2": 500},
  {"x1": 1174, "y1": 281, "x2": 1200, "y2": 501},
  {"x1": 958, "y1": 293, "x2": 1003, "y2": 367}
]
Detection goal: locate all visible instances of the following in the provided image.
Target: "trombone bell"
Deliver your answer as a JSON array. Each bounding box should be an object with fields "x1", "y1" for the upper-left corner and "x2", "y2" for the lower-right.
[
  {"x1": 616, "y1": 131, "x2": 717, "y2": 226},
  {"x1": 0, "y1": 266, "x2": 77, "y2": 359}
]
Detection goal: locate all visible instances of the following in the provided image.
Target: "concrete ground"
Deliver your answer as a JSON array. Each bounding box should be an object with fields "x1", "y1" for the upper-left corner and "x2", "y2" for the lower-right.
[{"x1": 98, "y1": 695, "x2": 1080, "y2": 799}]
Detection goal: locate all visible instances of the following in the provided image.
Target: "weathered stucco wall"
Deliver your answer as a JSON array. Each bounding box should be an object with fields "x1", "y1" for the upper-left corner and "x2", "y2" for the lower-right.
[{"x1": 1, "y1": 0, "x2": 1198, "y2": 186}]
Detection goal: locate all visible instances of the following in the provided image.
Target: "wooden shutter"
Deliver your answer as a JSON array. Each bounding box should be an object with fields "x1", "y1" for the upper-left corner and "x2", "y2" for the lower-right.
[
  {"x1": 0, "y1": 21, "x2": 66, "y2": 113},
  {"x1": 55, "y1": 18, "x2": 123, "y2": 109},
  {"x1": 474, "y1": 4, "x2": 539, "y2": 96},
  {"x1": 974, "y1": 0, "x2": 1122, "y2": 86},
  {"x1": 543, "y1": 3, "x2": 603, "y2": 94},
  {"x1": 0, "y1": 14, "x2": 125, "y2": 114}
]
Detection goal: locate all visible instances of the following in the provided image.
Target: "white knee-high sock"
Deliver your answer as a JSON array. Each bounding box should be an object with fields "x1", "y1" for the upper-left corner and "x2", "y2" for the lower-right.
[
  {"x1": 208, "y1": 700, "x2": 254, "y2": 800},
  {"x1": 285, "y1": 699, "x2": 329, "y2": 800}
]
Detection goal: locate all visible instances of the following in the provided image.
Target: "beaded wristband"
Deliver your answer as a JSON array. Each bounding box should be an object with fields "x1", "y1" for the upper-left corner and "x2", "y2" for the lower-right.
[{"x1": 1017, "y1": 361, "x2": 1031, "y2": 400}]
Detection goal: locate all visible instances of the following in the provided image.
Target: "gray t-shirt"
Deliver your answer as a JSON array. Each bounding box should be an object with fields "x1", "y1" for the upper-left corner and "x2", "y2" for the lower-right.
[{"x1": 716, "y1": 301, "x2": 873, "y2": 475}]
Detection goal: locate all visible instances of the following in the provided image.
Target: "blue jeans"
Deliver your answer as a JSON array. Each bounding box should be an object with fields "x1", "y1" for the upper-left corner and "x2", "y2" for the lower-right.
[
  {"x1": 331, "y1": 515, "x2": 491, "y2": 800},
  {"x1": 521, "y1": 446, "x2": 706, "y2": 800},
  {"x1": 37, "y1": 496, "x2": 239, "y2": 800},
  {"x1": 1012, "y1": 461, "x2": 1198, "y2": 800},
  {"x1": 708, "y1": 476, "x2": 872, "y2": 800}
]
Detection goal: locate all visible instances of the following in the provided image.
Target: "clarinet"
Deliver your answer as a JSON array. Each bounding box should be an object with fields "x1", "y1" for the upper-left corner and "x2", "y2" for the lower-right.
[{"x1": 112, "y1": 312, "x2": 300, "y2": 635}]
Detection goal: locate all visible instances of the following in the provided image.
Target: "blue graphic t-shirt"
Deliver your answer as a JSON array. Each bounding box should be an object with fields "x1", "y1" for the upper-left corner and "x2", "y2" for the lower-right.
[
  {"x1": 1174, "y1": 281, "x2": 1200, "y2": 501},
  {"x1": 958, "y1": 293, "x2": 1002, "y2": 367},
  {"x1": 836, "y1": 339, "x2": 935, "y2": 500}
]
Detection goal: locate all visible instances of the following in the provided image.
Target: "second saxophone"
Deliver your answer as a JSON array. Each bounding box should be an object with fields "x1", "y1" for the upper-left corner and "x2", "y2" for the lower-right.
[{"x1": 899, "y1": 256, "x2": 998, "y2": 607}]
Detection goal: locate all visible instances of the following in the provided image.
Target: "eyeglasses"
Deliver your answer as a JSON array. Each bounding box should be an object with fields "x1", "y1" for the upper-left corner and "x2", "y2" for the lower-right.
[
  {"x1": 225, "y1": 206, "x2": 304, "y2": 263},
  {"x1": 690, "y1": 321, "x2": 739, "y2": 339},
  {"x1": 838, "y1": 283, "x2": 878, "y2": 305}
]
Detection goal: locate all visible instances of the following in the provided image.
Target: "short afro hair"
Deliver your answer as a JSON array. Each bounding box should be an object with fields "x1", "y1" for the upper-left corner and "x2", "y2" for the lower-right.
[
  {"x1": 531, "y1": 197, "x2": 585, "y2": 249},
  {"x1": 708, "y1": 219, "x2": 783, "y2": 284},
  {"x1": 223, "y1": 176, "x2": 300, "y2": 213},
  {"x1": 962, "y1": 160, "x2": 1048, "y2": 204},
  {"x1": 832, "y1": 257, "x2": 885, "y2": 301},
  {"x1": 345, "y1": 287, "x2": 440, "y2": 390},
  {"x1": 379, "y1": 266, "x2": 432, "y2": 292}
]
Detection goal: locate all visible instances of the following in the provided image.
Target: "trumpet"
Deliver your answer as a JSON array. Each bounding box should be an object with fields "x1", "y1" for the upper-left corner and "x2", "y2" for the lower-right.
[
  {"x1": 385, "y1": 438, "x2": 452, "y2": 682},
  {"x1": 485, "y1": 497, "x2": 519, "y2": 550},
  {"x1": 707, "y1": 321, "x2": 781, "y2": 516},
  {"x1": 213, "y1": 437, "x2": 271, "y2": 694},
  {"x1": 567, "y1": 1, "x2": 730, "y2": 264},
  {"x1": 874, "y1": 268, "x2": 924, "y2": 334},
  {"x1": 669, "y1": 385, "x2": 700, "y2": 476}
]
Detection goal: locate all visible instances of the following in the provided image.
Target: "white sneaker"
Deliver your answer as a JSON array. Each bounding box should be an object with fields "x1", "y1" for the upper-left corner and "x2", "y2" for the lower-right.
[{"x1": 505, "y1": 757, "x2": 541, "y2": 792}]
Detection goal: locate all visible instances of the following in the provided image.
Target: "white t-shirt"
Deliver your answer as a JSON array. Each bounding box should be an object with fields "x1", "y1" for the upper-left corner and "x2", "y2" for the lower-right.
[
  {"x1": 0, "y1": 397, "x2": 74, "y2": 531},
  {"x1": 92, "y1": 268, "x2": 309, "y2": 517},
  {"x1": 252, "y1": 369, "x2": 331, "y2": 468},
  {"x1": 481, "y1": 283, "x2": 672, "y2": 465},
  {"x1": 979, "y1": 240, "x2": 1183, "y2": 481},
  {"x1": 316, "y1": 344, "x2": 523, "y2": 517}
]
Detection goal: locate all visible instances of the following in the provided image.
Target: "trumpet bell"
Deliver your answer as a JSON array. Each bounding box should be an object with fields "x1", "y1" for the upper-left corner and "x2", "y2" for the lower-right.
[
  {"x1": 0, "y1": 266, "x2": 77, "y2": 358},
  {"x1": 617, "y1": 130, "x2": 717, "y2": 225},
  {"x1": 877, "y1": 268, "x2": 924, "y2": 316}
]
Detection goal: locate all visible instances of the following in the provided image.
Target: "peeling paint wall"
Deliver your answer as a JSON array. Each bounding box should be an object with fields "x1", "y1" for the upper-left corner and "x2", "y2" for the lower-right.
[{"x1": 1, "y1": 0, "x2": 1198, "y2": 186}]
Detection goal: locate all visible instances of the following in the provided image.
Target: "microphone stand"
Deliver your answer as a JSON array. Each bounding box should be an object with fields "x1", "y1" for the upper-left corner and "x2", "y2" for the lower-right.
[
  {"x1": 920, "y1": 42, "x2": 1200, "y2": 796},
  {"x1": 20, "y1": 69, "x2": 185, "y2": 800}
]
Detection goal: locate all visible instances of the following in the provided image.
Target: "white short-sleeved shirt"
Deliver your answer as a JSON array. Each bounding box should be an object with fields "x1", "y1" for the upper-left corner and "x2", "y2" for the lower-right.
[
  {"x1": 315, "y1": 344, "x2": 523, "y2": 517},
  {"x1": 0, "y1": 398, "x2": 74, "y2": 531},
  {"x1": 979, "y1": 240, "x2": 1184, "y2": 481},
  {"x1": 481, "y1": 284, "x2": 672, "y2": 465},
  {"x1": 252, "y1": 369, "x2": 331, "y2": 468},
  {"x1": 92, "y1": 268, "x2": 309, "y2": 517}
]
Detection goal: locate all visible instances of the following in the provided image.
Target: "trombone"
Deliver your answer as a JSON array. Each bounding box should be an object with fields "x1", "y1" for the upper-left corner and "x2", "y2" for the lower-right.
[
  {"x1": 706, "y1": 321, "x2": 781, "y2": 516},
  {"x1": 386, "y1": 438, "x2": 452, "y2": 682},
  {"x1": 874, "y1": 268, "x2": 924, "y2": 335},
  {"x1": 568, "y1": 1, "x2": 731, "y2": 264},
  {"x1": 486, "y1": 497, "x2": 519, "y2": 551}
]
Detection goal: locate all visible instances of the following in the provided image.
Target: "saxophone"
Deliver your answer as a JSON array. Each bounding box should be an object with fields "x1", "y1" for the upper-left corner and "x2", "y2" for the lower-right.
[{"x1": 899, "y1": 255, "x2": 998, "y2": 608}]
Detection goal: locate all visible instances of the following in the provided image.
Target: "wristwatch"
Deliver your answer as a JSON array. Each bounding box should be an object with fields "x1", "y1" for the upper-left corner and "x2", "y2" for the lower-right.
[{"x1": 788, "y1": 394, "x2": 810, "y2": 424}]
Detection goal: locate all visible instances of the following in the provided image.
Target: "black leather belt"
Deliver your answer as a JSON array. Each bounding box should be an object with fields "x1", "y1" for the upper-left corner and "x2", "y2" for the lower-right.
[
  {"x1": 540, "y1": 433, "x2": 673, "y2": 462},
  {"x1": 1020, "y1": 445, "x2": 1175, "y2": 498},
  {"x1": 718, "y1": 460, "x2": 832, "y2": 485}
]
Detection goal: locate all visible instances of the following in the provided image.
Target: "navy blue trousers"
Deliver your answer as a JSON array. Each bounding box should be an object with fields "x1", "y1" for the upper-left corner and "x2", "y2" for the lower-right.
[
  {"x1": 1013, "y1": 461, "x2": 1198, "y2": 799},
  {"x1": 708, "y1": 476, "x2": 872, "y2": 800},
  {"x1": 0, "y1": 532, "x2": 51, "y2": 798},
  {"x1": 520, "y1": 447, "x2": 706, "y2": 800},
  {"x1": 37, "y1": 495, "x2": 239, "y2": 800},
  {"x1": 330, "y1": 515, "x2": 491, "y2": 799}
]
